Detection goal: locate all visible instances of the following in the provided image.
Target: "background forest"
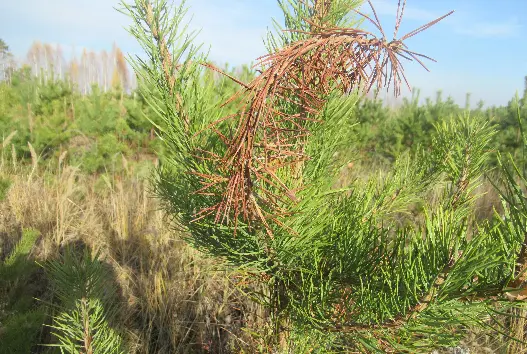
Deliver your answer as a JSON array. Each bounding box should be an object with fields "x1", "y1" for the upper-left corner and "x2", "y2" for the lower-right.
[{"x1": 1, "y1": 1, "x2": 527, "y2": 352}]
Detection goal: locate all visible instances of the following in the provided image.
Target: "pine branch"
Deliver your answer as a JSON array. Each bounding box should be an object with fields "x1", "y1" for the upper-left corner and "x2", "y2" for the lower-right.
[
  {"x1": 118, "y1": 1, "x2": 527, "y2": 352},
  {"x1": 196, "y1": 1, "x2": 453, "y2": 231},
  {"x1": 44, "y1": 248, "x2": 125, "y2": 354}
]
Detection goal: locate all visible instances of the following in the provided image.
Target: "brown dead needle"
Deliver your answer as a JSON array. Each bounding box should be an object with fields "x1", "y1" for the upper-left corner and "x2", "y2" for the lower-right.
[{"x1": 193, "y1": 0, "x2": 454, "y2": 234}]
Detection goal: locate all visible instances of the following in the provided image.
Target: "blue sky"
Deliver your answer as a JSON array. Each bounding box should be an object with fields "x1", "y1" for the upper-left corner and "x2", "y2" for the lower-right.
[{"x1": 1, "y1": 0, "x2": 526, "y2": 107}]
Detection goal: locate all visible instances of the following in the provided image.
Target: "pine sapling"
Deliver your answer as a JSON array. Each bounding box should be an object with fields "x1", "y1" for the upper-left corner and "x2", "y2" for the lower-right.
[{"x1": 120, "y1": 0, "x2": 527, "y2": 351}]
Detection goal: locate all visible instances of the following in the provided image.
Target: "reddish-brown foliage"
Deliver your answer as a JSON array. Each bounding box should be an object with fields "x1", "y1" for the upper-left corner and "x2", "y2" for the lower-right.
[{"x1": 194, "y1": 1, "x2": 453, "y2": 232}]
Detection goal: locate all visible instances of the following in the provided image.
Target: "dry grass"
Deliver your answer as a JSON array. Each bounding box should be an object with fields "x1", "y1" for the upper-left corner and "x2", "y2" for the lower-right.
[
  {"x1": 0, "y1": 146, "x2": 523, "y2": 353},
  {"x1": 0, "y1": 156, "x2": 269, "y2": 353}
]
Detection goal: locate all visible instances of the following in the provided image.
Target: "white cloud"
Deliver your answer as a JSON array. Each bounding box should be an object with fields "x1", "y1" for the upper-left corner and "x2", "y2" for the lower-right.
[
  {"x1": 1, "y1": 0, "x2": 123, "y2": 36},
  {"x1": 185, "y1": 0, "x2": 274, "y2": 66},
  {"x1": 454, "y1": 17, "x2": 522, "y2": 38},
  {"x1": 0, "y1": 0, "x2": 138, "y2": 61},
  {"x1": 0, "y1": 0, "x2": 278, "y2": 66}
]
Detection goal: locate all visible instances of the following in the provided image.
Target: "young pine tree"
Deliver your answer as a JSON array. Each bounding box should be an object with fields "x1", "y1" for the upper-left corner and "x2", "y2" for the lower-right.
[
  {"x1": 44, "y1": 247, "x2": 125, "y2": 354},
  {"x1": 120, "y1": 0, "x2": 527, "y2": 352}
]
